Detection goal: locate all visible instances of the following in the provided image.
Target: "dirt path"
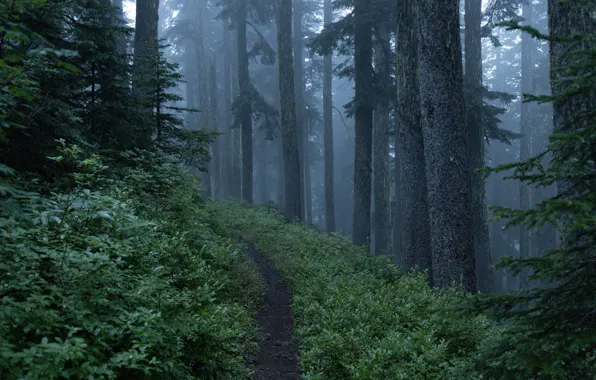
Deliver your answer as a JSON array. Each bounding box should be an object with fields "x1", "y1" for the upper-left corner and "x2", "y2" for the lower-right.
[{"x1": 247, "y1": 246, "x2": 299, "y2": 380}]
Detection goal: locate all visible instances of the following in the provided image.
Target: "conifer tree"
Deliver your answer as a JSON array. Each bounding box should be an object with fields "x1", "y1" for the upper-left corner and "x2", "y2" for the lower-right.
[{"x1": 419, "y1": 0, "x2": 477, "y2": 291}]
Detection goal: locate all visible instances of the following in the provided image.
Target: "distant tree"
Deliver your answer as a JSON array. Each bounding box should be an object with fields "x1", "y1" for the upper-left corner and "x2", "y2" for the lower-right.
[
  {"x1": 465, "y1": 0, "x2": 495, "y2": 292},
  {"x1": 351, "y1": 0, "x2": 374, "y2": 247},
  {"x1": 323, "y1": 0, "x2": 335, "y2": 232},
  {"x1": 419, "y1": 0, "x2": 476, "y2": 291},
  {"x1": 518, "y1": 0, "x2": 533, "y2": 289}
]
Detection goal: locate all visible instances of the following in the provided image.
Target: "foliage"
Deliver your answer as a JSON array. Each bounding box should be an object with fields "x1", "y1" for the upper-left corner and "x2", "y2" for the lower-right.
[
  {"x1": 0, "y1": 147, "x2": 264, "y2": 379},
  {"x1": 472, "y1": 12, "x2": 596, "y2": 379},
  {"x1": 210, "y1": 202, "x2": 496, "y2": 379}
]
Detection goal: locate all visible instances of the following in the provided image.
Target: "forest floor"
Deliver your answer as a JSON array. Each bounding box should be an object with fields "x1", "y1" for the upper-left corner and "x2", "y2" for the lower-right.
[{"x1": 247, "y1": 245, "x2": 299, "y2": 380}]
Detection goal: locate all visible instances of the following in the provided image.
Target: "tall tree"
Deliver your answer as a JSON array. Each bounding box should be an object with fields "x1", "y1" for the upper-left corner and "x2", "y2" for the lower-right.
[
  {"x1": 294, "y1": 0, "x2": 311, "y2": 223},
  {"x1": 132, "y1": 0, "x2": 159, "y2": 108},
  {"x1": 465, "y1": 0, "x2": 494, "y2": 292},
  {"x1": 209, "y1": 59, "x2": 221, "y2": 198},
  {"x1": 418, "y1": 0, "x2": 476, "y2": 291},
  {"x1": 112, "y1": 0, "x2": 127, "y2": 55},
  {"x1": 372, "y1": 22, "x2": 391, "y2": 254},
  {"x1": 395, "y1": 0, "x2": 432, "y2": 272},
  {"x1": 237, "y1": 0, "x2": 253, "y2": 203},
  {"x1": 277, "y1": 0, "x2": 302, "y2": 219},
  {"x1": 518, "y1": 0, "x2": 533, "y2": 288},
  {"x1": 222, "y1": 19, "x2": 242, "y2": 199},
  {"x1": 323, "y1": 0, "x2": 335, "y2": 232},
  {"x1": 351, "y1": 0, "x2": 374, "y2": 247}
]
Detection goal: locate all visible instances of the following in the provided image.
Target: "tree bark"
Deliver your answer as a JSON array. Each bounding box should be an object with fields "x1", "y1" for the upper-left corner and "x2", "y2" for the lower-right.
[
  {"x1": 196, "y1": 6, "x2": 211, "y2": 197},
  {"x1": 419, "y1": 0, "x2": 476, "y2": 292},
  {"x1": 209, "y1": 59, "x2": 220, "y2": 198},
  {"x1": 351, "y1": 0, "x2": 374, "y2": 247},
  {"x1": 293, "y1": 0, "x2": 311, "y2": 223},
  {"x1": 323, "y1": 0, "x2": 336, "y2": 232},
  {"x1": 237, "y1": 0, "x2": 253, "y2": 203},
  {"x1": 112, "y1": 0, "x2": 126, "y2": 55},
  {"x1": 230, "y1": 29, "x2": 242, "y2": 199},
  {"x1": 549, "y1": 1, "x2": 595, "y2": 197},
  {"x1": 465, "y1": 0, "x2": 494, "y2": 292},
  {"x1": 223, "y1": 19, "x2": 241, "y2": 199},
  {"x1": 277, "y1": 0, "x2": 302, "y2": 219},
  {"x1": 518, "y1": 1, "x2": 533, "y2": 289},
  {"x1": 132, "y1": 0, "x2": 159, "y2": 111},
  {"x1": 396, "y1": 0, "x2": 432, "y2": 273},
  {"x1": 373, "y1": 23, "x2": 391, "y2": 254}
]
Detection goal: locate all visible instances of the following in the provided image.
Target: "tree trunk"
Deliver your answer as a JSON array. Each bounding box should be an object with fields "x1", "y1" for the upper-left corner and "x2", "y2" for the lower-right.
[
  {"x1": 465, "y1": 0, "x2": 494, "y2": 292},
  {"x1": 223, "y1": 19, "x2": 241, "y2": 199},
  {"x1": 419, "y1": 0, "x2": 476, "y2": 292},
  {"x1": 277, "y1": 0, "x2": 302, "y2": 219},
  {"x1": 237, "y1": 0, "x2": 253, "y2": 203},
  {"x1": 196, "y1": 7, "x2": 211, "y2": 197},
  {"x1": 351, "y1": 0, "x2": 374, "y2": 247},
  {"x1": 395, "y1": 0, "x2": 432, "y2": 273},
  {"x1": 372, "y1": 23, "x2": 391, "y2": 254},
  {"x1": 518, "y1": 1, "x2": 533, "y2": 289},
  {"x1": 323, "y1": 0, "x2": 336, "y2": 232},
  {"x1": 209, "y1": 59, "x2": 220, "y2": 198},
  {"x1": 132, "y1": 0, "x2": 159, "y2": 111},
  {"x1": 112, "y1": 0, "x2": 127, "y2": 55},
  {"x1": 293, "y1": 0, "x2": 310, "y2": 223},
  {"x1": 548, "y1": 1, "x2": 595, "y2": 219},
  {"x1": 277, "y1": 135, "x2": 285, "y2": 208},
  {"x1": 231, "y1": 29, "x2": 243, "y2": 199}
]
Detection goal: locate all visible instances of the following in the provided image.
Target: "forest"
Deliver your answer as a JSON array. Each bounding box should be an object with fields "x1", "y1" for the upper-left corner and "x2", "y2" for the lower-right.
[{"x1": 0, "y1": 0, "x2": 594, "y2": 378}]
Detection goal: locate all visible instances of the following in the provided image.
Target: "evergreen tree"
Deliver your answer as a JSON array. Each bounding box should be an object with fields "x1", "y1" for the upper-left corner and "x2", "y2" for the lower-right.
[
  {"x1": 395, "y1": 0, "x2": 432, "y2": 273},
  {"x1": 323, "y1": 0, "x2": 336, "y2": 232},
  {"x1": 277, "y1": 0, "x2": 302, "y2": 219},
  {"x1": 419, "y1": 0, "x2": 477, "y2": 292}
]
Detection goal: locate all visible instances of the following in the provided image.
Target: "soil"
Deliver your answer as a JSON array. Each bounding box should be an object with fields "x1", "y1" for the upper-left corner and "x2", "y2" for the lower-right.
[{"x1": 247, "y1": 246, "x2": 299, "y2": 380}]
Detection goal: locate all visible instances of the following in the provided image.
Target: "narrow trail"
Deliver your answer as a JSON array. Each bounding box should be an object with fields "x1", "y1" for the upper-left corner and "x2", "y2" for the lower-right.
[{"x1": 247, "y1": 246, "x2": 299, "y2": 380}]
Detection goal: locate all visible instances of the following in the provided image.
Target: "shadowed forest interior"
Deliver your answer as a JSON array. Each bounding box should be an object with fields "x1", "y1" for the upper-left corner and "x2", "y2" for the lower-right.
[{"x1": 0, "y1": 0, "x2": 594, "y2": 378}]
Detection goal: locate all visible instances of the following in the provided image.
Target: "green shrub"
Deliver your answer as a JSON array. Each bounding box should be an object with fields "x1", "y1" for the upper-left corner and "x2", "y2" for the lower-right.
[
  {"x1": 210, "y1": 202, "x2": 494, "y2": 379},
  {"x1": 0, "y1": 152, "x2": 263, "y2": 379}
]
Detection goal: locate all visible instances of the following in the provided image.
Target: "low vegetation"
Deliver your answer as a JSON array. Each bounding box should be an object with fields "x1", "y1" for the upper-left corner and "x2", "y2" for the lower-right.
[
  {"x1": 211, "y1": 202, "x2": 497, "y2": 378},
  {"x1": 0, "y1": 149, "x2": 264, "y2": 379}
]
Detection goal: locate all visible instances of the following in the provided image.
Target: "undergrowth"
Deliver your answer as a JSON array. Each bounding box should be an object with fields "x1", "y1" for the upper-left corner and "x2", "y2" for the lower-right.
[
  {"x1": 210, "y1": 201, "x2": 496, "y2": 379},
  {"x1": 0, "y1": 149, "x2": 264, "y2": 379}
]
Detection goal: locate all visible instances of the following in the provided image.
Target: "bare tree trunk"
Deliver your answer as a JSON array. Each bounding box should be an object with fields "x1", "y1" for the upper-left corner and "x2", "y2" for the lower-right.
[
  {"x1": 323, "y1": 0, "x2": 336, "y2": 232},
  {"x1": 465, "y1": 0, "x2": 494, "y2": 292},
  {"x1": 396, "y1": 0, "x2": 432, "y2": 273},
  {"x1": 237, "y1": 0, "x2": 253, "y2": 203},
  {"x1": 519, "y1": 1, "x2": 533, "y2": 289},
  {"x1": 352, "y1": 0, "x2": 374, "y2": 247},
  {"x1": 112, "y1": 0, "x2": 127, "y2": 55},
  {"x1": 293, "y1": 0, "x2": 310, "y2": 223},
  {"x1": 373, "y1": 23, "x2": 391, "y2": 254},
  {"x1": 277, "y1": 0, "x2": 302, "y2": 219},
  {"x1": 419, "y1": 0, "x2": 476, "y2": 292},
  {"x1": 231, "y1": 29, "x2": 242, "y2": 199},
  {"x1": 209, "y1": 59, "x2": 220, "y2": 198},
  {"x1": 132, "y1": 0, "x2": 159, "y2": 115}
]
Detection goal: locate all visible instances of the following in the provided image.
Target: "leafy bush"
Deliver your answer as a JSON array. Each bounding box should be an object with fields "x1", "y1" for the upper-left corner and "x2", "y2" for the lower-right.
[
  {"x1": 0, "y1": 150, "x2": 263, "y2": 379},
  {"x1": 210, "y1": 202, "x2": 495, "y2": 379}
]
